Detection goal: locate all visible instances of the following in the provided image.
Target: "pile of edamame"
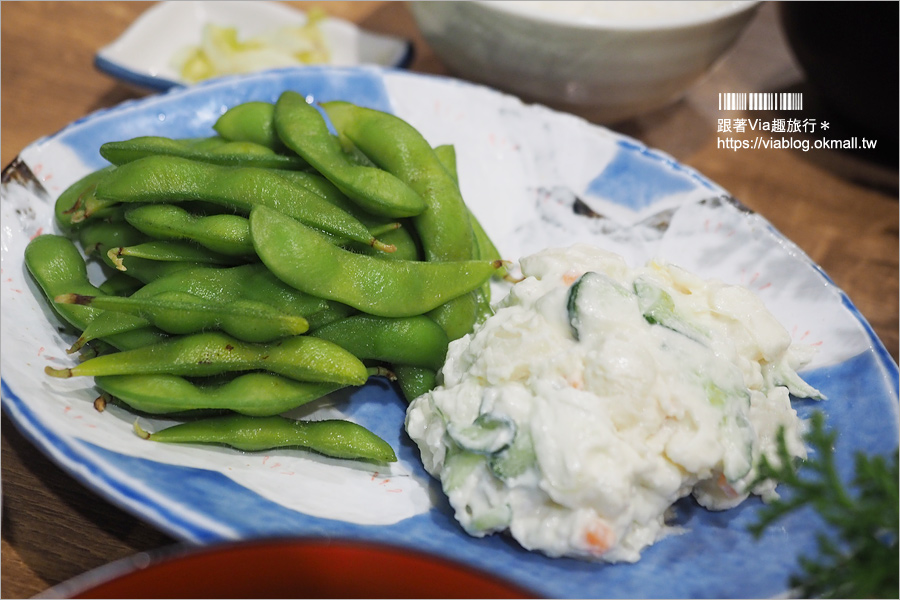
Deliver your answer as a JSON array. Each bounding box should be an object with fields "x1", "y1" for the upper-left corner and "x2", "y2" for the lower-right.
[{"x1": 26, "y1": 92, "x2": 506, "y2": 464}]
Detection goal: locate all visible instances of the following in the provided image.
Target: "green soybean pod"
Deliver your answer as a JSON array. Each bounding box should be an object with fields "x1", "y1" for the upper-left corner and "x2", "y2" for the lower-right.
[
  {"x1": 184, "y1": 136, "x2": 229, "y2": 152},
  {"x1": 431, "y1": 142, "x2": 499, "y2": 328},
  {"x1": 274, "y1": 169, "x2": 405, "y2": 241},
  {"x1": 94, "y1": 155, "x2": 393, "y2": 251},
  {"x1": 433, "y1": 144, "x2": 506, "y2": 325},
  {"x1": 311, "y1": 314, "x2": 449, "y2": 371},
  {"x1": 322, "y1": 102, "x2": 483, "y2": 341},
  {"x1": 57, "y1": 292, "x2": 310, "y2": 342},
  {"x1": 249, "y1": 206, "x2": 502, "y2": 318},
  {"x1": 433, "y1": 143, "x2": 458, "y2": 184},
  {"x1": 24, "y1": 234, "x2": 166, "y2": 351},
  {"x1": 95, "y1": 370, "x2": 388, "y2": 416},
  {"x1": 274, "y1": 91, "x2": 427, "y2": 218},
  {"x1": 78, "y1": 220, "x2": 151, "y2": 256},
  {"x1": 98, "y1": 250, "x2": 207, "y2": 284},
  {"x1": 124, "y1": 204, "x2": 255, "y2": 256},
  {"x1": 134, "y1": 414, "x2": 397, "y2": 462},
  {"x1": 432, "y1": 142, "x2": 496, "y2": 268},
  {"x1": 132, "y1": 263, "x2": 354, "y2": 328},
  {"x1": 106, "y1": 240, "x2": 244, "y2": 272},
  {"x1": 54, "y1": 167, "x2": 118, "y2": 231},
  {"x1": 45, "y1": 331, "x2": 369, "y2": 386},
  {"x1": 25, "y1": 234, "x2": 113, "y2": 334},
  {"x1": 125, "y1": 203, "x2": 397, "y2": 258},
  {"x1": 99, "y1": 136, "x2": 307, "y2": 170},
  {"x1": 98, "y1": 272, "x2": 144, "y2": 297},
  {"x1": 471, "y1": 285, "x2": 494, "y2": 325},
  {"x1": 213, "y1": 101, "x2": 283, "y2": 150},
  {"x1": 433, "y1": 144, "x2": 506, "y2": 281},
  {"x1": 67, "y1": 308, "x2": 149, "y2": 354},
  {"x1": 468, "y1": 208, "x2": 507, "y2": 278},
  {"x1": 348, "y1": 225, "x2": 421, "y2": 261},
  {"x1": 69, "y1": 262, "x2": 256, "y2": 352},
  {"x1": 273, "y1": 169, "x2": 357, "y2": 212},
  {"x1": 66, "y1": 266, "x2": 249, "y2": 352},
  {"x1": 426, "y1": 293, "x2": 479, "y2": 342},
  {"x1": 394, "y1": 365, "x2": 437, "y2": 403},
  {"x1": 467, "y1": 209, "x2": 505, "y2": 323},
  {"x1": 209, "y1": 141, "x2": 275, "y2": 156},
  {"x1": 73, "y1": 263, "x2": 354, "y2": 351},
  {"x1": 321, "y1": 101, "x2": 474, "y2": 262}
]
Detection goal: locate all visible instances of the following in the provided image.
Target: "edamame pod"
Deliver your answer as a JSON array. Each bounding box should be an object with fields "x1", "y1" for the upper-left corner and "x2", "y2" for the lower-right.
[
  {"x1": 184, "y1": 136, "x2": 229, "y2": 152},
  {"x1": 24, "y1": 235, "x2": 109, "y2": 336},
  {"x1": 132, "y1": 264, "x2": 353, "y2": 328},
  {"x1": 134, "y1": 414, "x2": 397, "y2": 462},
  {"x1": 94, "y1": 155, "x2": 393, "y2": 251},
  {"x1": 213, "y1": 101, "x2": 283, "y2": 150},
  {"x1": 427, "y1": 292, "x2": 479, "y2": 342},
  {"x1": 433, "y1": 142, "x2": 501, "y2": 328},
  {"x1": 348, "y1": 225, "x2": 421, "y2": 261},
  {"x1": 69, "y1": 260, "x2": 251, "y2": 352},
  {"x1": 57, "y1": 292, "x2": 310, "y2": 342},
  {"x1": 322, "y1": 102, "x2": 484, "y2": 340},
  {"x1": 434, "y1": 142, "x2": 497, "y2": 321},
  {"x1": 467, "y1": 209, "x2": 505, "y2": 322},
  {"x1": 45, "y1": 331, "x2": 369, "y2": 386},
  {"x1": 124, "y1": 204, "x2": 255, "y2": 256},
  {"x1": 394, "y1": 365, "x2": 437, "y2": 403},
  {"x1": 274, "y1": 169, "x2": 406, "y2": 242},
  {"x1": 312, "y1": 314, "x2": 448, "y2": 371},
  {"x1": 54, "y1": 167, "x2": 118, "y2": 230},
  {"x1": 250, "y1": 206, "x2": 503, "y2": 318},
  {"x1": 78, "y1": 221, "x2": 151, "y2": 256},
  {"x1": 124, "y1": 203, "x2": 398, "y2": 258},
  {"x1": 107, "y1": 240, "x2": 243, "y2": 271},
  {"x1": 98, "y1": 250, "x2": 207, "y2": 284},
  {"x1": 72, "y1": 263, "x2": 354, "y2": 351},
  {"x1": 272, "y1": 169, "x2": 360, "y2": 213},
  {"x1": 433, "y1": 144, "x2": 458, "y2": 184},
  {"x1": 95, "y1": 369, "x2": 389, "y2": 416},
  {"x1": 469, "y1": 208, "x2": 506, "y2": 279},
  {"x1": 321, "y1": 101, "x2": 474, "y2": 262},
  {"x1": 99, "y1": 136, "x2": 307, "y2": 170},
  {"x1": 98, "y1": 272, "x2": 144, "y2": 297},
  {"x1": 274, "y1": 91, "x2": 427, "y2": 218},
  {"x1": 24, "y1": 235, "x2": 166, "y2": 351}
]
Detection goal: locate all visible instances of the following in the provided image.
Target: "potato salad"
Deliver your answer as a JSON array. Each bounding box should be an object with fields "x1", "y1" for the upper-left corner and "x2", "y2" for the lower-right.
[{"x1": 405, "y1": 244, "x2": 823, "y2": 562}]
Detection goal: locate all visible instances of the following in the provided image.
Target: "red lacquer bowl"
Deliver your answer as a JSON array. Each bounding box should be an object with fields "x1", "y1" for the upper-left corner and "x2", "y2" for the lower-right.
[{"x1": 44, "y1": 539, "x2": 533, "y2": 599}]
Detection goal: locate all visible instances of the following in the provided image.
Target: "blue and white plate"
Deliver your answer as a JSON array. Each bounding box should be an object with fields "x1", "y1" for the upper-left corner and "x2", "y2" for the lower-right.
[
  {"x1": 94, "y1": 1, "x2": 413, "y2": 93},
  {"x1": 2, "y1": 66, "x2": 897, "y2": 599}
]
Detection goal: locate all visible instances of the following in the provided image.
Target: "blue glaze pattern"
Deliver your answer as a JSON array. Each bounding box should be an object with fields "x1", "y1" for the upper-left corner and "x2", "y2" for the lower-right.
[{"x1": 585, "y1": 139, "x2": 713, "y2": 211}]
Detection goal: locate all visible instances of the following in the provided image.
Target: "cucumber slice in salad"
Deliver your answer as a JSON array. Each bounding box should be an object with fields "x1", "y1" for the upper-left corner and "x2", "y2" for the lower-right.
[
  {"x1": 447, "y1": 413, "x2": 516, "y2": 455},
  {"x1": 566, "y1": 271, "x2": 635, "y2": 341}
]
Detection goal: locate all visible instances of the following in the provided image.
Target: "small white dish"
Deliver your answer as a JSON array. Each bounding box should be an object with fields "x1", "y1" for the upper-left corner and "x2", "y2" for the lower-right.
[{"x1": 94, "y1": 1, "x2": 414, "y2": 93}]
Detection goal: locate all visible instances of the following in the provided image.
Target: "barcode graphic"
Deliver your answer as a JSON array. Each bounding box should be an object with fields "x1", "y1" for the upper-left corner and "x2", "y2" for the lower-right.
[{"x1": 718, "y1": 92, "x2": 803, "y2": 111}]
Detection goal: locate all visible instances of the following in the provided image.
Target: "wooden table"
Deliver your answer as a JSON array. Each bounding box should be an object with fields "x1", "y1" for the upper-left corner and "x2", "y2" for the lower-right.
[{"x1": 2, "y1": 2, "x2": 896, "y2": 597}]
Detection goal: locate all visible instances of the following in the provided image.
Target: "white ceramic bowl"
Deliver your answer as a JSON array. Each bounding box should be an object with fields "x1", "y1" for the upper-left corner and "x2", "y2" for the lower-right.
[
  {"x1": 95, "y1": 1, "x2": 413, "y2": 93},
  {"x1": 410, "y1": 1, "x2": 760, "y2": 123}
]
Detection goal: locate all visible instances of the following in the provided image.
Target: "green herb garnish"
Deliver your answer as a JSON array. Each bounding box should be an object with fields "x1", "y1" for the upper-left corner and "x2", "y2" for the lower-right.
[{"x1": 750, "y1": 411, "x2": 899, "y2": 598}]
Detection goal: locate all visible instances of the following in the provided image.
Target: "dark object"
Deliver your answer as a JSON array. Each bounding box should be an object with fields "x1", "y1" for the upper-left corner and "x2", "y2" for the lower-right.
[{"x1": 779, "y1": 2, "x2": 899, "y2": 143}]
